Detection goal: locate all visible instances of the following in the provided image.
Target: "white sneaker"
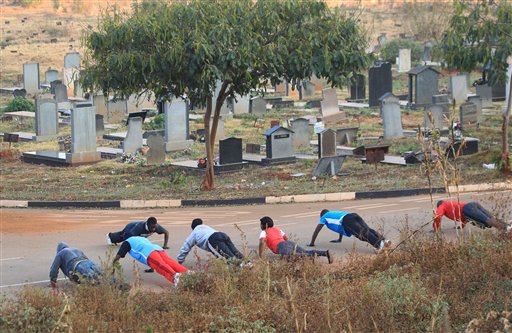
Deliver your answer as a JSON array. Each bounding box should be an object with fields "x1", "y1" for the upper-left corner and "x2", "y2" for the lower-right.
[
  {"x1": 376, "y1": 240, "x2": 392, "y2": 254},
  {"x1": 506, "y1": 224, "x2": 512, "y2": 233},
  {"x1": 173, "y1": 273, "x2": 181, "y2": 288},
  {"x1": 240, "y1": 262, "x2": 254, "y2": 268},
  {"x1": 106, "y1": 233, "x2": 112, "y2": 246}
]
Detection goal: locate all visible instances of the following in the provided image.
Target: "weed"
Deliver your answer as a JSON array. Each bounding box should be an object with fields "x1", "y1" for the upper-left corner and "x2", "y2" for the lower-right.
[{"x1": 2, "y1": 97, "x2": 34, "y2": 113}]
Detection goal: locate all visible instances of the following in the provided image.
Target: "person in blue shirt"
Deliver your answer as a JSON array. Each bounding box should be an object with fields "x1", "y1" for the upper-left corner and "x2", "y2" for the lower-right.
[
  {"x1": 106, "y1": 217, "x2": 169, "y2": 249},
  {"x1": 308, "y1": 209, "x2": 391, "y2": 253}
]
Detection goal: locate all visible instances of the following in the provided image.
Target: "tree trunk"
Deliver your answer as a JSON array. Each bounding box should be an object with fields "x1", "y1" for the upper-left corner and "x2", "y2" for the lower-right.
[{"x1": 502, "y1": 70, "x2": 511, "y2": 174}]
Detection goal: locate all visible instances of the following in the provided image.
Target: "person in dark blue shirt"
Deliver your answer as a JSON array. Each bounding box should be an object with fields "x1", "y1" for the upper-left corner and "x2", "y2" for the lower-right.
[
  {"x1": 308, "y1": 209, "x2": 391, "y2": 253},
  {"x1": 106, "y1": 217, "x2": 169, "y2": 249}
]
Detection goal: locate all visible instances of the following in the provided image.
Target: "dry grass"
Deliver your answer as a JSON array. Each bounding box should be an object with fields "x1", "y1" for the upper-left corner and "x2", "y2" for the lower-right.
[{"x1": 1, "y1": 232, "x2": 511, "y2": 332}]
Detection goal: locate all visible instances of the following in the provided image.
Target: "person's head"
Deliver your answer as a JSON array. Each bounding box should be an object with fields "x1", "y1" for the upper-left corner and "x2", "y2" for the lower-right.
[
  {"x1": 436, "y1": 200, "x2": 444, "y2": 208},
  {"x1": 57, "y1": 242, "x2": 69, "y2": 253},
  {"x1": 320, "y1": 209, "x2": 329, "y2": 217},
  {"x1": 146, "y1": 217, "x2": 158, "y2": 232},
  {"x1": 260, "y1": 216, "x2": 274, "y2": 230},
  {"x1": 191, "y1": 218, "x2": 203, "y2": 230}
]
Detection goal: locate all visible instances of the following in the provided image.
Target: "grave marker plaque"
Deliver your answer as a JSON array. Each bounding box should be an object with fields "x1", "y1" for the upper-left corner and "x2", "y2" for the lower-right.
[{"x1": 459, "y1": 102, "x2": 478, "y2": 126}]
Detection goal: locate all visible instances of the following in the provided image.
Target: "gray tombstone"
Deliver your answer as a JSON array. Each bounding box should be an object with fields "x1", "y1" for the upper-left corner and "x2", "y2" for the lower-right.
[
  {"x1": 63, "y1": 52, "x2": 80, "y2": 68},
  {"x1": 107, "y1": 99, "x2": 128, "y2": 123},
  {"x1": 431, "y1": 94, "x2": 451, "y2": 119},
  {"x1": 95, "y1": 114, "x2": 104, "y2": 137},
  {"x1": 450, "y1": 74, "x2": 468, "y2": 105},
  {"x1": 424, "y1": 104, "x2": 444, "y2": 129},
  {"x1": 219, "y1": 137, "x2": 243, "y2": 165},
  {"x1": 210, "y1": 115, "x2": 226, "y2": 141},
  {"x1": 475, "y1": 84, "x2": 493, "y2": 108},
  {"x1": 146, "y1": 132, "x2": 166, "y2": 165},
  {"x1": 93, "y1": 94, "x2": 108, "y2": 117},
  {"x1": 213, "y1": 80, "x2": 230, "y2": 117},
  {"x1": 250, "y1": 96, "x2": 266, "y2": 115},
  {"x1": 422, "y1": 42, "x2": 433, "y2": 62},
  {"x1": 336, "y1": 127, "x2": 359, "y2": 145},
  {"x1": 312, "y1": 155, "x2": 347, "y2": 177},
  {"x1": 164, "y1": 98, "x2": 193, "y2": 152},
  {"x1": 318, "y1": 128, "x2": 336, "y2": 158},
  {"x1": 398, "y1": 49, "x2": 411, "y2": 72},
  {"x1": 23, "y1": 63, "x2": 40, "y2": 94},
  {"x1": 66, "y1": 103, "x2": 101, "y2": 164},
  {"x1": 123, "y1": 117, "x2": 143, "y2": 154},
  {"x1": 379, "y1": 93, "x2": 403, "y2": 138},
  {"x1": 33, "y1": 98, "x2": 58, "y2": 141},
  {"x1": 50, "y1": 80, "x2": 62, "y2": 94},
  {"x1": 302, "y1": 81, "x2": 316, "y2": 97},
  {"x1": 467, "y1": 95, "x2": 482, "y2": 122},
  {"x1": 377, "y1": 33, "x2": 387, "y2": 47},
  {"x1": 262, "y1": 126, "x2": 295, "y2": 164},
  {"x1": 459, "y1": 102, "x2": 478, "y2": 126},
  {"x1": 320, "y1": 88, "x2": 345, "y2": 123},
  {"x1": 246, "y1": 143, "x2": 261, "y2": 154},
  {"x1": 369, "y1": 62, "x2": 393, "y2": 108},
  {"x1": 407, "y1": 66, "x2": 440, "y2": 107},
  {"x1": 54, "y1": 83, "x2": 68, "y2": 103},
  {"x1": 44, "y1": 69, "x2": 59, "y2": 84},
  {"x1": 233, "y1": 95, "x2": 250, "y2": 115},
  {"x1": 13, "y1": 89, "x2": 26, "y2": 98},
  {"x1": 290, "y1": 118, "x2": 310, "y2": 149},
  {"x1": 432, "y1": 94, "x2": 450, "y2": 104}
]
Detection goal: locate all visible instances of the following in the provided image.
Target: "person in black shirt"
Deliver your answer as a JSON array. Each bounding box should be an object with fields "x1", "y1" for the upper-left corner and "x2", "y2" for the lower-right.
[{"x1": 106, "y1": 217, "x2": 169, "y2": 248}]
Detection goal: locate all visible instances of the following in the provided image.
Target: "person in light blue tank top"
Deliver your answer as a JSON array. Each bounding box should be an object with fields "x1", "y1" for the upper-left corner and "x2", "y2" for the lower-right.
[{"x1": 308, "y1": 209, "x2": 392, "y2": 254}]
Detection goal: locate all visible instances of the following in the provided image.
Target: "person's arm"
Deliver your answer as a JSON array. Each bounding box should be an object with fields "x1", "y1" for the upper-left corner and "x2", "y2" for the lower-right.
[
  {"x1": 176, "y1": 232, "x2": 196, "y2": 264},
  {"x1": 308, "y1": 224, "x2": 325, "y2": 246},
  {"x1": 433, "y1": 207, "x2": 443, "y2": 232},
  {"x1": 113, "y1": 242, "x2": 131, "y2": 265},
  {"x1": 258, "y1": 239, "x2": 266, "y2": 258},
  {"x1": 155, "y1": 225, "x2": 170, "y2": 249},
  {"x1": 49, "y1": 255, "x2": 62, "y2": 288}
]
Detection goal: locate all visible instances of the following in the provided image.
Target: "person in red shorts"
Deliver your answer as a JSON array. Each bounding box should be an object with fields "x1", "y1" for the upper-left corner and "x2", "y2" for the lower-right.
[
  {"x1": 433, "y1": 200, "x2": 512, "y2": 233},
  {"x1": 258, "y1": 216, "x2": 333, "y2": 263},
  {"x1": 113, "y1": 236, "x2": 187, "y2": 286}
]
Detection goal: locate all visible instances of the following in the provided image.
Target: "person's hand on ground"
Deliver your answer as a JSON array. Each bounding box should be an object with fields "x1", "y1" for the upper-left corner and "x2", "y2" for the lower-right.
[
  {"x1": 163, "y1": 246, "x2": 169, "y2": 250},
  {"x1": 144, "y1": 268, "x2": 154, "y2": 273}
]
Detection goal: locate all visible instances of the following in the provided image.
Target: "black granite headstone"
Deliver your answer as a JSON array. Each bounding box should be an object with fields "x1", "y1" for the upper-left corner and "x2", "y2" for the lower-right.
[
  {"x1": 369, "y1": 62, "x2": 392, "y2": 108},
  {"x1": 350, "y1": 74, "x2": 366, "y2": 100},
  {"x1": 219, "y1": 137, "x2": 242, "y2": 165}
]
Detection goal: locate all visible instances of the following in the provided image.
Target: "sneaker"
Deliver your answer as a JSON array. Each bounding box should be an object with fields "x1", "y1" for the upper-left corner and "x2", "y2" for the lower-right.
[
  {"x1": 376, "y1": 240, "x2": 392, "y2": 254},
  {"x1": 173, "y1": 273, "x2": 181, "y2": 288},
  {"x1": 326, "y1": 250, "x2": 334, "y2": 264},
  {"x1": 506, "y1": 224, "x2": 512, "y2": 234},
  {"x1": 240, "y1": 262, "x2": 254, "y2": 268},
  {"x1": 106, "y1": 233, "x2": 112, "y2": 246}
]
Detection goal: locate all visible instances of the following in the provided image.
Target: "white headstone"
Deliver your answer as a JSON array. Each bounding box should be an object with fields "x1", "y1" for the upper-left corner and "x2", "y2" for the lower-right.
[
  {"x1": 380, "y1": 93, "x2": 403, "y2": 138},
  {"x1": 33, "y1": 98, "x2": 58, "y2": 141},
  {"x1": 450, "y1": 74, "x2": 468, "y2": 105},
  {"x1": 23, "y1": 63, "x2": 40, "y2": 94},
  {"x1": 66, "y1": 103, "x2": 101, "y2": 164},
  {"x1": 44, "y1": 69, "x2": 59, "y2": 84},
  {"x1": 320, "y1": 88, "x2": 345, "y2": 123},
  {"x1": 63, "y1": 52, "x2": 80, "y2": 68},
  {"x1": 398, "y1": 49, "x2": 411, "y2": 72},
  {"x1": 290, "y1": 118, "x2": 310, "y2": 149},
  {"x1": 233, "y1": 95, "x2": 250, "y2": 115},
  {"x1": 123, "y1": 117, "x2": 143, "y2": 154},
  {"x1": 164, "y1": 99, "x2": 193, "y2": 151}
]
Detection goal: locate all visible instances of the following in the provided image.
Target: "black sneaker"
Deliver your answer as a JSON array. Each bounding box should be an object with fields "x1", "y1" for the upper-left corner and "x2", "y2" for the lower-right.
[{"x1": 326, "y1": 250, "x2": 334, "y2": 264}]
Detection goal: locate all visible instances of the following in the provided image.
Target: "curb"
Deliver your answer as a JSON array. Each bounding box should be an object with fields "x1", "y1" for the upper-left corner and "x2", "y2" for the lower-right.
[{"x1": 2, "y1": 182, "x2": 511, "y2": 209}]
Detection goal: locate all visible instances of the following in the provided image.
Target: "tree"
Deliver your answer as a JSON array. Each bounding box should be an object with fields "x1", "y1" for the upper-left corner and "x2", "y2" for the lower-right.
[
  {"x1": 81, "y1": 0, "x2": 372, "y2": 190},
  {"x1": 440, "y1": 0, "x2": 512, "y2": 173}
]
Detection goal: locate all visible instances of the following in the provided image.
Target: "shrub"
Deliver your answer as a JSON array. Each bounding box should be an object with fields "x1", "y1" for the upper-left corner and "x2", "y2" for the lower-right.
[
  {"x1": 3, "y1": 97, "x2": 35, "y2": 113},
  {"x1": 144, "y1": 113, "x2": 165, "y2": 130},
  {"x1": 380, "y1": 39, "x2": 423, "y2": 64}
]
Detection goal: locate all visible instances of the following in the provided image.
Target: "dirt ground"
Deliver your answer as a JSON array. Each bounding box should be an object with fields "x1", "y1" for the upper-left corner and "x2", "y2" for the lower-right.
[{"x1": 1, "y1": 209, "x2": 90, "y2": 233}]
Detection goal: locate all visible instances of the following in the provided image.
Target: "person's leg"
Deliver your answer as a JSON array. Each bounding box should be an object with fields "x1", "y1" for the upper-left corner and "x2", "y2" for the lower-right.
[
  {"x1": 276, "y1": 241, "x2": 296, "y2": 256},
  {"x1": 146, "y1": 251, "x2": 178, "y2": 283},
  {"x1": 159, "y1": 251, "x2": 187, "y2": 273},
  {"x1": 221, "y1": 233, "x2": 244, "y2": 259},
  {"x1": 75, "y1": 260, "x2": 102, "y2": 284},
  {"x1": 277, "y1": 241, "x2": 326, "y2": 257},
  {"x1": 343, "y1": 214, "x2": 383, "y2": 249},
  {"x1": 463, "y1": 202, "x2": 508, "y2": 230},
  {"x1": 207, "y1": 232, "x2": 236, "y2": 259}
]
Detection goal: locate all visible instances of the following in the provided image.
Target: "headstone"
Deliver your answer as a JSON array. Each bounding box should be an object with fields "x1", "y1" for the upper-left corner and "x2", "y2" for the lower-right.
[
  {"x1": 95, "y1": 114, "x2": 104, "y2": 137},
  {"x1": 432, "y1": 94, "x2": 450, "y2": 104},
  {"x1": 233, "y1": 95, "x2": 250, "y2": 115},
  {"x1": 93, "y1": 94, "x2": 107, "y2": 117},
  {"x1": 13, "y1": 89, "x2": 26, "y2": 98},
  {"x1": 213, "y1": 80, "x2": 230, "y2": 117},
  {"x1": 50, "y1": 80, "x2": 62, "y2": 94},
  {"x1": 246, "y1": 143, "x2": 261, "y2": 154},
  {"x1": 318, "y1": 128, "x2": 336, "y2": 158},
  {"x1": 377, "y1": 33, "x2": 387, "y2": 47},
  {"x1": 107, "y1": 99, "x2": 128, "y2": 123},
  {"x1": 146, "y1": 132, "x2": 166, "y2": 165},
  {"x1": 459, "y1": 102, "x2": 478, "y2": 126},
  {"x1": 449, "y1": 74, "x2": 468, "y2": 105},
  {"x1": 44, "y1": 69, "x2": 59, "y2": 84},
  {"x1": 467, "y1": 95, "x2": 482, "y2": 121},
  {"x1": 422, "y1": 42, "x2": 433, "y2": 62},
  {"x1": 312, "y1": 155, "x2": 347, "y2": 177},
  {"x1": 164, "y1": 99, "x2": 193, "y2": 151},
  {"x1": 379, "y1": 93, "x2": 403, "y2": 138},
  {"x1": 62, "y1": 67, "x2": 79, "y2": 97},
  {"x1": 369, "y1": 62, "x2": 393, "y2": 108},
  {"x1": 211, "y1": 115, "x2": 226, "y2": 141},
  {"x1": 320, "y1": 88, "x2": 345, "y2": 123},
  {"x1": 336, "y1": 127, "x2": 359, "y2": 145},
  {"x1": 398, "y1": 49, "x2": 411, "y2": 72},
  {"x1": 290, "y1": 118, "x2": 310, "y2": 149},
  {"x1": 54, "y1": 83, "x2": 68, "y2": 103},
  {"x1": 66, "y1": 103, "x2": 101, "y2": 164},
  {"x1": 262, "y1": 126, "x2": 296, "y2": 165},
  {"x1": 63, "y1": 52, "x2": 80, "y2": 68},
  {"x1": 33, "y1": 98, "x2": 58, "y2": 141},
  {"x1": 475, "y1": 84, "x2": 493, "y2": 108},
  {"x1": 302, "y1": 81, "x2": 316, "y2": 97},
  {"x1": 219, "y1": 137, "x2": 243, "y2": 165},
  {"x1": 431, "y1": 94, "x2": 451, "y2": 119},
  {"x1": 424, "y1": 104, "x2": 444, "y2": 129},
  {"x1": 23, "y1": 63, "x2": 40, "y2": 94},
  {"x1": 123, "y1": 116, "x2": 143, "y2": 154},
  {"x1": 250, "y1": 96, "x2": 266, "y2": 115},
  {"x1": 349, "y1": 74, "x2": 365, "y2": 101},
  {"x1": 407, "y1": 66, "x2": 440, "y2": 107},
  {"x1": 364, "y1": 144, "x2": 390, "y2": 164}
]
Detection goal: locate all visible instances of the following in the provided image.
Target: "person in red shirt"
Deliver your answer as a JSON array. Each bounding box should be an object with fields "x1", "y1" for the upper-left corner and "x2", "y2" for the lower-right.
[
  {"x1": 258, "y1": 216, "x2": 333, "y2": 264},
  {"x1": 433, "y1": 200, "x2": 512, "y2": 233}
]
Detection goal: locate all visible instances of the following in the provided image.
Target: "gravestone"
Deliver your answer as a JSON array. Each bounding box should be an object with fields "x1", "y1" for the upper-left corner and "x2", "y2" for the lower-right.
[
  {"x1": 50, "y1": 80, "x2": 62, "y2": 94},
  {"x1": 379, "y1": 93, "x2": 403, "y2": 139},
  {"x1": 377, "y1": 33, "x2": 387, "y2": 47},
  {"x1": 422, "y1": 42, "x2": 433, "y2": 62},
  {"x1": 320, "y1": 88, "x2": 345, "y2": 123},
  {"x1": 66, "y1": 103, "x2": 101, "y2": 164},
  {"x1": 246, "y1": 143, "x2": 261, "y2": 154},
  {"x1": 349, "y1": 74, "x2": 365, "y2": 101},
  {"x1": 44, "y1": 69, "x2": 59, "y2": 84},
  {"x1": 93, "y1": 94, "x2": 107, "y2": 116},
  {"x1": 164, "y1": 99, "x2": 193, "y2": 152},
  {"x1": 33, "y1": 98, "x2": 58, "y2": 141},
  {"x1": 233, "y1": 95, "x2": 250, "y2": 115},
  {"x1": 219, "y1": 137, "x2": 243, "y2": 165},
  {"x1": 95, "y1": 114, "x2": 104, "y2": 137},
  {"x1": 107, "y1": 99, "x2": 128, "y2": 123},
  {"x1": 432, "y1": 94, "x2": 450, "y2": 104},
  {"x1": 123, "y1": 116, "x2": 143, "y2": 154},
  {"x1": 407, "y1": 66, "x2": 440, "y2": 107},
  {"x1": 398, "y1": 49, "x2": 411, "y2": 72},
  {"x1": 459, "y1": 102, "x2": 478, "y2": 126},
  {"x1": 318, "y1": 128, "x2": 336, "y2": 158},
  {"x1": 312, "y1": 155, "x2": 347, "y2": 177},
  {"x1": 467, "y1": 95, "x2": 482, "y2": 121},
  {"x1": 54, "y1": 83, "x2": 68, "y2": 103},
  {"x1": 262, "y1": 126, "x2": 296, "y2": 165},
  {"x1": 62, "y1": 67, "x2": 79, "y2": 97},
  {"x1": 210, "y1": 115, "x2": 226, "y2": 140},
  {"x1": 23, "y1": 63, "x2": 40, "y2": 94},
  {"x1": 213, "y1": 80, "x2": 230, "y2": 117},
  {"x1": 13, "y1": 89, "x2": 26, "y2": 98},
  {"x1": 302, "y1": 81, "x2": 316, "y2": 97},
  {"x1": 63, "y1": 52, "x2": 80, "y2": 68},
  {"x1": 146, "y1": 132, "x2": 166, "y2": 165},
  {"x1": 424, "y1": 104, "x2": 444, "y2": 129},
  {"x1": 290, "y1": 118, "x2": 310, "y2": 149},
  {"x1": 336, "y1": 127, "x2": 359, "y2": 145},
  {"x1": 364, "y1": 144, "x2": 390, "y2": 164},
  {"x1": 369, "y1": 62, "x2": 392, "y2": 108},
  {"x1": 475, "y1": 84, "x2": 493, "y2": 108},
  {"x1": 449, "y1": 74, "x2": 468, "y2": 105},
  {"x1": 431, "y1": 94, "x2": 451, "y2": 119},
  {"x1": 250, "y1": 96, "x2": 266, "y2": 115}
]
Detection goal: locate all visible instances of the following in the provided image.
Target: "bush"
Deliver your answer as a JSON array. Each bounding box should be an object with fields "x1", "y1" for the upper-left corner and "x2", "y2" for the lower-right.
[
  {"x1": 2, "y1": 97, "x2": 35, "y2": 113},
  {"x1": 144, "y1": 113, "x2": 165, "y2": 130},
  {"x1": 380, "y1": 39, "x2": 423, "y2": 64}
]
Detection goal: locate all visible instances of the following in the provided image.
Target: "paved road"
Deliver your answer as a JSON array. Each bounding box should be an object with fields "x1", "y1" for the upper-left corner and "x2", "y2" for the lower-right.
[{"x1": 1, "y1": 191, "x2": 510, "y2": 292}]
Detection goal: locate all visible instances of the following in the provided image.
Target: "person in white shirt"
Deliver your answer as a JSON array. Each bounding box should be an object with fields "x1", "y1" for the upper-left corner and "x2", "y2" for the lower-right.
[{"x1": 177, "y1": 219, "x2": 245, "y2": 264}]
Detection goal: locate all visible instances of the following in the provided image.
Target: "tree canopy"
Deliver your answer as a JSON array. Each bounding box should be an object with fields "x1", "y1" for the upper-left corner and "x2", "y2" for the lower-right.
[{"x1": 81, "y1": 0, "x2": 373, "y2": 189}]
